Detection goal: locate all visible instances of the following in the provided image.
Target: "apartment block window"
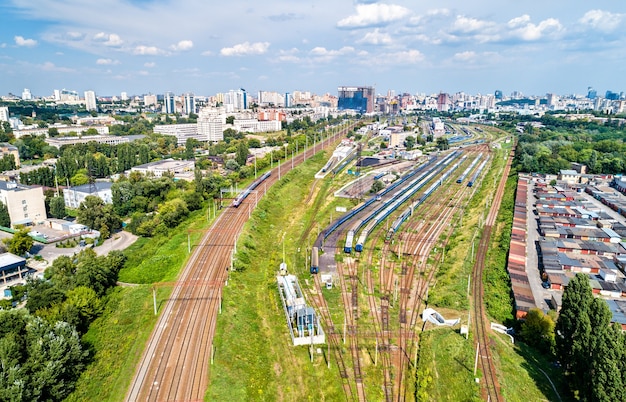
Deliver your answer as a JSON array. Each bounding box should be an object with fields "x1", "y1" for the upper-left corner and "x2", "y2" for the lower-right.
[{"x1": 21, "y1": 200, "x2": 26, "y2": 205}]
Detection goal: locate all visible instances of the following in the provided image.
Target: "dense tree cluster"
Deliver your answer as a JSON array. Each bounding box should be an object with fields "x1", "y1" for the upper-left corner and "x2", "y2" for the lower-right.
[
  {"x1": 514, "y1": 118, "x2": 626, "y2": 174},
  {"x1": 555, "y1": 274, "x2": 626, "y2": 401},
  {"x1": 76, "y1": 196, "x2": 122, "y2": 239},
  {"x1": 0, "y1": 249, "x2": 125, "y2": 400},
  {"x1": 20, "y1": 166, "x2": 55, "y2": 187}
]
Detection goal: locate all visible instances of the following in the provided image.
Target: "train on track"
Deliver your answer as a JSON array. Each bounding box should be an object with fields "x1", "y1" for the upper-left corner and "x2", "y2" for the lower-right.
[
  {"x1": 310, "y1": 246, "x2": 319, "y2": 274},
  {"x1": 232, "y1": 171, "x2": 272, "y2": 207},
  {"x1": 468, "y1": 159, "x2": 488, "y2": 187},
  {"x1": 456, "y1": 153, "x2": 482, "y2": 184}
]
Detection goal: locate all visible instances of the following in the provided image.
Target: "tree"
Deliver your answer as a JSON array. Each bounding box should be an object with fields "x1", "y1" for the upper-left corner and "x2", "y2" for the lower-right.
[
  {"x1": 5, "y1": 227, "x2": 34, "y2": 256},
  {"x1": 404, "y1": 135, "x2": 416, "y2": 150},
  {"x1": 76, "y1": 195, "x2": 121, "y2": 238},
  {"x1": 49, "y1": 196, "x2": 66, "y2": 219},
  {"x1": 236, "y1": 140, "x2": 249, "y2": 166},
  {"x1": 47, "y1": 127, "x2": 59, "y2": 137},
  {"x1": 0, "y1": 200, "x2": 10, "y2": 227},
  {"x1": 225, "y1": 115, "x2": 235, "y2": 124},
  {"x1": 520, "y1": 308, "x2": 555, "y2": 353},
  {"x1": 369, "y1": 179, "x2": 384, "y2": 193}
]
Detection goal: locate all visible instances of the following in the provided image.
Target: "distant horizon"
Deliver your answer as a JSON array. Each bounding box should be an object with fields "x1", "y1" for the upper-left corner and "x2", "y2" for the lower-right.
[{"x1": 1, "y1": 1, "x2": 624, "y2": 98}]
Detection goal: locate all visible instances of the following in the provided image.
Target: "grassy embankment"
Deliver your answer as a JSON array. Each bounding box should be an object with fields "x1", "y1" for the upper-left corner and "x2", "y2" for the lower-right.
[
  {"x1": 207, "y1": 151, "x2": 359, "y2": 401},
  {"x1": 66, "y1": 206, "x2": 218, "y2": 401}
]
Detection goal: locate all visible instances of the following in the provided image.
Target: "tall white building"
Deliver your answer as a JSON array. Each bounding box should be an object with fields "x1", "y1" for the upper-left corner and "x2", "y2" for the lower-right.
[
  {"x1": 121, "y1": 92, "x2": 128, "y2": 101},
  {"x1": 0, "y1": 107, "x2": 9, "y2": 122},
  {"x1": 143, "y1": 94, "x2": 157, "y2": 107},
  {"x1": 84, "y1": 90, "x2": 97, "y2": 111},
  {"x1": 197, "y1": 107, "x2": 225, "y2": 142},
  {"x1": 21, "y1": 89, "x2": 32, "y2": 101},
  {"x1": 183, "y1": 93, "x2": 195, "y2": 115},
  {"x1": 223, "y1": 89, "x2": 247, "y2": 112},
  {"x1": 164, "y1": 91, "x2": 175, "y2": 114}
]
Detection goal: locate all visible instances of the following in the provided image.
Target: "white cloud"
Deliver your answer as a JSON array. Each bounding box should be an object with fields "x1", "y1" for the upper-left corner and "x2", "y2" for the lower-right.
[
  {"x1": 452, "y1": 16, "x2": 495, "y2": 33},
  {"x1": 201, "y1": 50, "x2": 214, "y2": 56},
  {"x1": 96, "y1": 58, "x2": 119, "y2": 65},
  {"x1": 94, "y1": 32, "x2": 123, "y2": 47},
  {"x1": 14, "y1": 36, "x2": 37, "y2": 47},
  {"x1": 580, "y1": 10, "x2": 624, "y2": 32},
  {"x1": 40, "y1": 61, "x2": 74, "y2": 72},
  {"x1": 171, "y1": 40, "x2": 193, "y2": 51},
  {"x1": 144, "y1": 62, "x2": 156, "y2": 68},
  {"x1": 337, "y1": 4, "x2": 411, "y2": 28},
  {"x1": 220, "y1": 41, "x2": 270, "y2": 56},
  {"x1": 453, "y1": 51, "x2": 477, "y2": 61},
  {"x1": 65, "y1": 32, "x2": 84, "y2": 41},
  {"x1": 133, "y1": 45, "x2": 166, "y2": 55},
  {"x1": 357, "y1": 29, "x2": 392, "y2": 45},
  {"x1": 0, "y1": 43, "x2": 6, "y2": 48},
  {"x1": 383, "y1": 49, "x2": 424, "y2": 64},
  {"x1": 309, "y1": 46, "x2": 356, "y2": 62},
  {"x1": 507, "y1": 15, "x2": 563, "y2": 41}
]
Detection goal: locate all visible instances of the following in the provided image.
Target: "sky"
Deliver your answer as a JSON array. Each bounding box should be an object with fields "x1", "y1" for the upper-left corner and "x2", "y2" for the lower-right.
[{"x1": 0, "y1": 0, "x2": 625, "y2": 98}]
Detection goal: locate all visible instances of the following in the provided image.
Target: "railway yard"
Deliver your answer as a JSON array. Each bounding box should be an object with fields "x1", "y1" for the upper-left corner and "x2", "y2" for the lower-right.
[{"x1": 126, "y1": 122, "x2": 518, "y2": 401}]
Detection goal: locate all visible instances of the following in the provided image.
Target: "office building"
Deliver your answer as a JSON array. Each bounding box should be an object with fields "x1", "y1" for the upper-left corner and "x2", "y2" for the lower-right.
[
  {"x1": 164, "y1": 91, "x2": 175, "y2": 114},
  {"x1": 153, "y1": 123, "x2": 199, "y2": 146},
  {"x1": 337, "y1": 86, "x2": 375, "y2": 114},
  {"x1": 285, "y1": 92, "x2": 291, "y2": 107},
  {"x1": 183, "y1": 93, "x2": 195, "y2": 115},
  {"x1": 143, "y1": 94, "x2": 157, "y2": 107},
  {"x1": 85, "y1": 90, "x2": 97, "y2": 111}
]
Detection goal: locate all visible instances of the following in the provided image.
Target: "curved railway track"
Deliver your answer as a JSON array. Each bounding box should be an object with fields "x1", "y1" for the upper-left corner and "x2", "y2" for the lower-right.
[{"x1": 125, "y1": 124, "x2": 353, "y2": 401}]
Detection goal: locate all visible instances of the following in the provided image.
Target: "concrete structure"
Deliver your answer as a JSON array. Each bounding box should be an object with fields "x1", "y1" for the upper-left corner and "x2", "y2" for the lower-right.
[
  {"x1": 64, "y1": 182, "x2": 113, "y2": 209},
  {"x1": 0, "y1": 253, "x2": 29, "y2": 285},
  {"x1": 143, "y1": 94, "x2": 157, "y2": 107},
  {"x1": 84, "y1": 90, "x2": 97, "y2": 111},
  {"x1": 45, "y1": 134, "x2": 127, "y2": 149},
  {"x1": 233, "y1": 118, "x2": 281, "y2": 133},
  {"x1": 183, "y1": 93, "x2": 195, "y2": 115},
  {"x1": 276, "y1": 274, "x2": 325, "y2": 346},
  {"x1": 0, "y1": 181, "x2": 47, "y2": 227},
  {"x1": 164, "y1": 92, "x2": 175, "y2": 114},
  {"x1": 559, "y1": 169, "x2": 579, "y2": 184},
  {"x1": 130, "y1": 159, "x2": 195, "y2": 181}
]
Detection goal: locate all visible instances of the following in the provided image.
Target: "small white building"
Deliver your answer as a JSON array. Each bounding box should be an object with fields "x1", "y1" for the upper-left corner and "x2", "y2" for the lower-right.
[
  {"x1": 64, "y1": 182, "x2": 113, "y2": 209},
  {"x1": 130, "y1": 158, "x2": 195, "y2": 181}
]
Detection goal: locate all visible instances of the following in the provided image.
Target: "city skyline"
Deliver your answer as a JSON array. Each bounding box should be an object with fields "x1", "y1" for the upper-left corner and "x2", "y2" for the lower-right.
[{"x1": 0, "y1": 1, "x2": 624, "y2": 97}]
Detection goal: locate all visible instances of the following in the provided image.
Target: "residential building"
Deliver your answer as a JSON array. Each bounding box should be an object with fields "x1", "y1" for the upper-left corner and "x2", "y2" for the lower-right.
[
  {"x1": 0, "y1": 253, "x2": 29, "y2": 285},
  {"x1": 84, "y1": 90, "x2": 97, "y2": 111},
  {"x1": 0, "y1": 181, "x2": 47, "y2": 227},
  {"x1": 121, "y1": 92, "x2": 128, "y2": 101},
  {"x1": 144, "y1": 94, "x2": 157, "y2": 107},
  {"x1": 0, "y1": 143, "x2": 20, "y2": 167},
  {"x1": 14, "y1": 124, "x2": 109, "y2": 139},
  {"x1": 337, "y1": 86, "x2": 375, "y2": 113},
  {"x1": 0, "y1": 107, "x2": 8, "y2": 122},
  {"x1": 223, "y1": 89, "x2": 247, "y2": 112},
  {"x1": 197, "y1": 107, "x2": 224, "y2": 142},
  {"x1": 64, "y1": 182, "x2": 113, "y2": 209}
]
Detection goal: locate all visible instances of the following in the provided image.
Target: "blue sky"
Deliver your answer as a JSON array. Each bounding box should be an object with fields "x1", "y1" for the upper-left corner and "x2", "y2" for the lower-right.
[{"x1": 0, "y1": 0, "x2": 624, "y2": 98}]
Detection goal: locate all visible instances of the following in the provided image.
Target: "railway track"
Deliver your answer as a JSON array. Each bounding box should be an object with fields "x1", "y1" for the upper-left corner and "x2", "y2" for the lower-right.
[
  {"x1": 470, "y1": 144, "x2": 514, "y2": 402},
  {"x1": 125, "y1": 124, "x2": 353, "y2": 401}
]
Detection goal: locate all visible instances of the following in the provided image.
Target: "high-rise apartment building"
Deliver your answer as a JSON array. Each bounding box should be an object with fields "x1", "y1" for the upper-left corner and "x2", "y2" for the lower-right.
[
  {"x1": 223, "y1": 89, "x2": 247, "y2": 111},
  {"x1": 337, "y1": 86, "x2": 375, "y2": 113},
  {"x1": 84, "y1": 90, "x2": 97, "y2": 111},
  {"x1": 164, "y1": 91, "x2": 175, "y2": 114},
  {"x1": 197, "y1": 107, "x2": 225, "y2": 142},
  {"x1": 143, "y1": 94, "x2": 157, "y2": 107},
  {"x1": 121, "y1": 92, "x2": 129, "y2": 101}
]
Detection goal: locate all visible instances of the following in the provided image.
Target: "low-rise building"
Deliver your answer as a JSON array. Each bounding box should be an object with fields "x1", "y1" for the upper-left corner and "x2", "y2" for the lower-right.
[
  {"x1": 0, "y1": 253, "x2": 29, "y2": 286},
  {"x1": 45, "y1": 135, "x2": 129, "y2": 149},
  {"x1": 0, "y1": 143, "x2": 20, "y2": 167},
  {"x1": 0, "y1": 181, "x2": 47, "y2": 227},
  {"x1": 130, "y1": 158, "x2": 195, "y2": 181},
  {"x1": 64, "y1": 182, "x2": 113, "y2": 209}
]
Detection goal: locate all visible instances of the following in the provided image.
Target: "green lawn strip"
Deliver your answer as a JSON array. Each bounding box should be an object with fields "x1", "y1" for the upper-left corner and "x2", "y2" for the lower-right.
[
  {"x1": 207, "y1": 152, "x2": 345, "y2": 401},
  {"x1": 493, "y1": 337, "x2": 570, "y2": 402},
  {"x1": 119, "y1": 208, "x2": 214, "y2": 284},
  {"x1": 65, "y1": 285, "x2": 173, "y2": 402},
  {"x1": 417, "y1": 327, "x2": 480, "y2": 401}
]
